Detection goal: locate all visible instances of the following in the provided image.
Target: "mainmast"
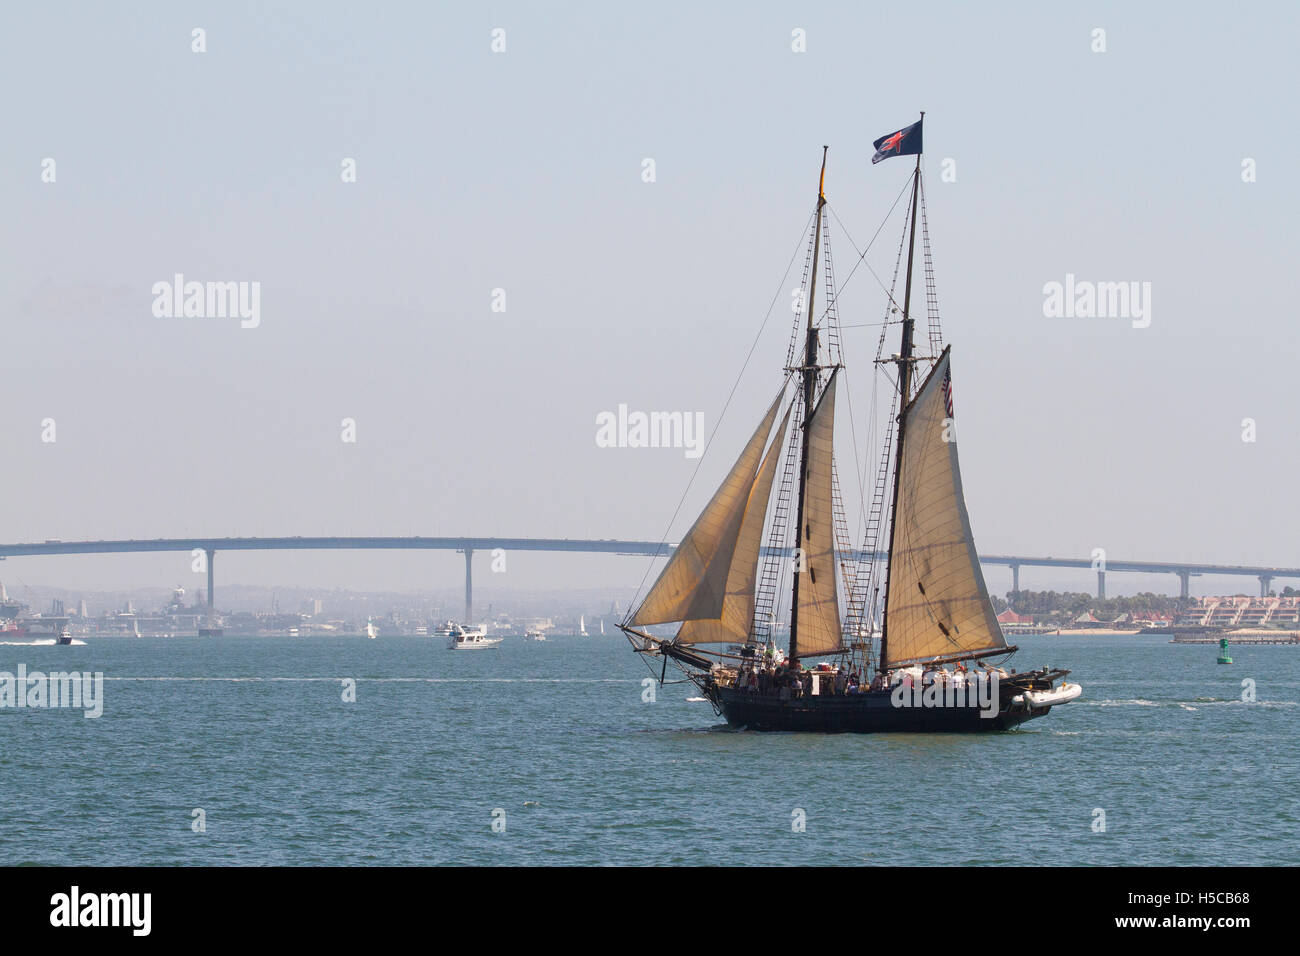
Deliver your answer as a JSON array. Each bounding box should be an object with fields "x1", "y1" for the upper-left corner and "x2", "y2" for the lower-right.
[
  {"x1": 879, "y1": 114, "x2": 923, "y2": 672},
  {"x1": 788, "y1": 146, "x2": 828, "y2": 665}
]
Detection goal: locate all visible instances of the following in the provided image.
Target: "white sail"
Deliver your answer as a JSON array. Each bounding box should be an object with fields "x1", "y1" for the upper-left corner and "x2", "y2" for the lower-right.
[
  {"x1": 677, "y1": 404, "x2": 791, "y2": 645},
  {"x1": 630, "y1": 389, "x2": 785, "y2": 628},
  {"x1": 882, "y1": 349, "x2": 1006, "y2": 668},
  {"x1": 793, "y1": 372, "x2": 842, "y2": 657}
]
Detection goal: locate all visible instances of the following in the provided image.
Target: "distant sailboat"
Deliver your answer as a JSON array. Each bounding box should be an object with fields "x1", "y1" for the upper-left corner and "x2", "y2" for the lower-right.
[
  {"x1": 621, "y1": 129, "x2": 1080, "y2": 732},
  {"x1": 579, "y1": 615, "x2": 588, "y2": 637},
  {"x1": 365, "y1": 618, "x2": 378, "y2": 640}
]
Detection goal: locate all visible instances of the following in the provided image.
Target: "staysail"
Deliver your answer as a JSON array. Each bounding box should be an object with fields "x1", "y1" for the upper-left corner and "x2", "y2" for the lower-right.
[
  {"x1": 677, "y1": 404, "x2": 791, "y2": 645},
  {"x1": 630, "y1": 389, "x2": 785, "y2": 628},
  {"x1": 793, "y1": 371, "x2": 842, "y2": 657},
  {"x1": 881, "y1": 348, "x2": 1006, "y2": 668}
]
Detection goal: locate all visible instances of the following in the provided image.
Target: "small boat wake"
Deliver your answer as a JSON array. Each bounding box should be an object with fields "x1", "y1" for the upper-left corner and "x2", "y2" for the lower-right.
[
  {"x1": 97, "y1": 676, "x2": 638, "y2": 684},
  {"x1": 1083, "y1": 696, "x2": 1298, "y2": 709},
  {"x1": 0, "y1": 637, "x2": 87, "y2": 646}
]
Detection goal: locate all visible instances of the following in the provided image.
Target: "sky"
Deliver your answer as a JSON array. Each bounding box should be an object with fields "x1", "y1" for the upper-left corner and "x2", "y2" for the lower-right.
[{"x1": 2, "y1": 1, "x2": 1297, "y2": 602}]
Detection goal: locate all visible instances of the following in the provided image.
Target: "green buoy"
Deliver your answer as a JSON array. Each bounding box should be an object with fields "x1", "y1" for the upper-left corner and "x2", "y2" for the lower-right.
[{"x1": 1217, "y1": 636, "x2": 1233, "y2": 665}]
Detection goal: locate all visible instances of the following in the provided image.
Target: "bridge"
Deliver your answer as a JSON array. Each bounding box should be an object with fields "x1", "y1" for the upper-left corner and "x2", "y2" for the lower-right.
[{"x1": 2, "y1": 537, "x2": 1298, "y2": 621}]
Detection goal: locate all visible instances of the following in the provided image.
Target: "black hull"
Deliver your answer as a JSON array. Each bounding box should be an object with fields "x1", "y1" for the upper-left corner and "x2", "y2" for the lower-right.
[{"x1": 712, "y1": 686, "x2": 1049, "y2": 733}]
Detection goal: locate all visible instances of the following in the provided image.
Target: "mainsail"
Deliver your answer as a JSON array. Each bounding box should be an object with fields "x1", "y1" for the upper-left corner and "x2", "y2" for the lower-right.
[
  {"x1": 881, "y1": 348, "x2": 1006, "y2": 668},
  {"x1": 677, "y1": 405, "x2": 791, "y2": 645},
  {"x1": 630, "y1": 389, "x2": 785, "y2": 628},
  {"x1": 792, "y1": 371, "x2": 842, "y2": 657}
]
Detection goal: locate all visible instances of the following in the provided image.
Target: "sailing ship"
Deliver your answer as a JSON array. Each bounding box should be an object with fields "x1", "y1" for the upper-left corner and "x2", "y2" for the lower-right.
[
  {"x1": 0, "y1": 584, "x2": 28, "y2": 639},
  {"x1": 365, "y1": 618, "x2": 378, "y2": 640},
  {"x1": 620, "y1": 124, "x2": 1080, "y2": 732}
]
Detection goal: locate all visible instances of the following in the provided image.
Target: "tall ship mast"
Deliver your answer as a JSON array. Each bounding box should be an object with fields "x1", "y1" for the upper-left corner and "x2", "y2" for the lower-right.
[{"x1": 621, "y1": 120, "x2": 1081, "y2": 732}]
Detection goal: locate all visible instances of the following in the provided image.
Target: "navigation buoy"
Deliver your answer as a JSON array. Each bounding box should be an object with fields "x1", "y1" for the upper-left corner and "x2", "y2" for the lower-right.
[{"x1": 1216, "y1": 636, "x2": 1233, "y2": 665}]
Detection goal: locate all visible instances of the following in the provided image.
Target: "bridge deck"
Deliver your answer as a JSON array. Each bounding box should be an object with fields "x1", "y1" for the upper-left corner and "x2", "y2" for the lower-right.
[{"x1": 0, "y1": 537, "x2": 1296, "y2": 580}]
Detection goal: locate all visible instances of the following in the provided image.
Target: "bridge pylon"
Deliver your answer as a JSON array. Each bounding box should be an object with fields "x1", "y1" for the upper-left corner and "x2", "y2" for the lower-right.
[{"x1": 464, "y1": 548, "x2": 474, "y2": 624}]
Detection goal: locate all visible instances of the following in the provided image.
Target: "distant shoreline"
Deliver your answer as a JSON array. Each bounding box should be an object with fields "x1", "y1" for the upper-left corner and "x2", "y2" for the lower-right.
[{"x1": 1028, "y1": 626, "x2": 1300, "y2": 639}]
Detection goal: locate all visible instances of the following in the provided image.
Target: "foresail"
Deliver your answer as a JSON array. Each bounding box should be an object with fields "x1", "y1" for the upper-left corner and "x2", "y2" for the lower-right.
[
  {"x1": 794, "y1": 372, "x2": 842, "y2": 656},
  {"x1": 882, "y1": 349, "x2": 1006, "y2": 668},
  {"x1": 630, "y1": 389, "x2": 786, "y2": 628},
  {"x1": 677, "y1": 404, "x2": 791, "y2": 645}
]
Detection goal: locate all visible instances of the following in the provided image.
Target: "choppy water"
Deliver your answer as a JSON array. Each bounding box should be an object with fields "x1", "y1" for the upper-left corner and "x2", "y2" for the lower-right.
[{"x1": 1, "y1": 632, "x2": 1295, "y2": 865}]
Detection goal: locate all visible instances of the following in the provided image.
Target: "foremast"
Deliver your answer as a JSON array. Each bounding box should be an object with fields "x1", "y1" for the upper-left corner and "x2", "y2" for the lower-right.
[{"x1": 787, "y1": 146, "x2": 828, "y2": 667}]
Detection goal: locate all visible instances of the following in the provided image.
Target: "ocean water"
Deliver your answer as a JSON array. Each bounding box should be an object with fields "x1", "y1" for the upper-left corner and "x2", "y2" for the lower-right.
[{"x1": 0, "y1": 632, "x2": 1295, "y2": 866}]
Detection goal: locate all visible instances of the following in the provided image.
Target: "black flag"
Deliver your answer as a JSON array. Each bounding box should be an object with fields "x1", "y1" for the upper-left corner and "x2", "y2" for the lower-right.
[{"x1": 871, "y1": 119, "x2": 922, "y2": 165}]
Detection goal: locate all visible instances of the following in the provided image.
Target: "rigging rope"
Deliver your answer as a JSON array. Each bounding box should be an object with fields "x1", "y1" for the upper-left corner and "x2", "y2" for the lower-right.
[{"x1": 624, "y1": 207, "x2": 816, "y2": 620}]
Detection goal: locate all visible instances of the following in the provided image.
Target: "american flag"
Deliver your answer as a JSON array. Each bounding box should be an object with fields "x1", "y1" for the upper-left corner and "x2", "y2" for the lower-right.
[{"x1": 942, "y1": 363, "x2": 954, "y2": 417}]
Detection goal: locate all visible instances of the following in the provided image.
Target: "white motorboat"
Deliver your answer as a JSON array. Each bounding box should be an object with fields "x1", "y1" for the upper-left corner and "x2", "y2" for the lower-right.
[
  {"x1": 447, "y1": 624, "x2": 502, "y2": 650},
  {"x1": 1012, "y1": 682, "x2": 1083, "y2": 709}
]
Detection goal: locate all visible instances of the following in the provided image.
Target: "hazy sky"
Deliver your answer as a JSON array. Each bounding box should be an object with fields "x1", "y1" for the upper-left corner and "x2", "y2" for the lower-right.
[{"x1": 2, "y1": 1, "x2": 1297, "y2": 601}]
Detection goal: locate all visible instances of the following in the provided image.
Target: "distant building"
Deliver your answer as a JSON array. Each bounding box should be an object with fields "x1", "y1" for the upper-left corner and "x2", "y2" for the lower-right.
[
  {"x1": 1176, "y1": 595, "x2": 1300, "y2": 628},
  {"x1": 1129, "y1": 611, "x2": 1173, "y2": 627}
]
